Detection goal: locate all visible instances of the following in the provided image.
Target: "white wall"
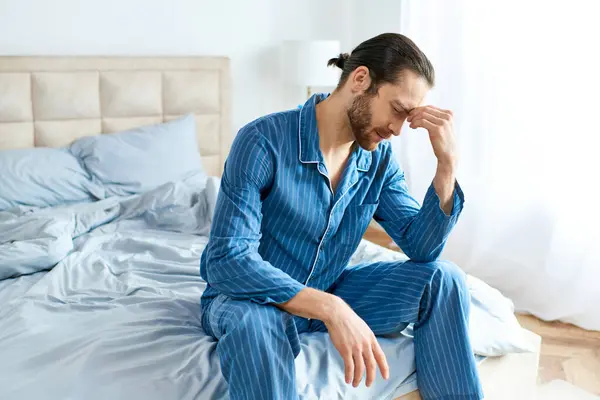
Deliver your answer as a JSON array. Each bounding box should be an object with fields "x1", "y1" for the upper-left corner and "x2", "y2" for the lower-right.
[
  {"x1": 348, "y1": 0, "x2": 402, "y2": 48},
  {"x1": 0, "y1": 0, "x2": 356, "y2": 135}
]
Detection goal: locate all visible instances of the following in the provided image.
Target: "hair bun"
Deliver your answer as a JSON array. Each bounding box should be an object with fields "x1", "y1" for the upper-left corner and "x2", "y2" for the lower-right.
[{"x1": 327, "y1": 53, "x2": 350, "y2": 69}]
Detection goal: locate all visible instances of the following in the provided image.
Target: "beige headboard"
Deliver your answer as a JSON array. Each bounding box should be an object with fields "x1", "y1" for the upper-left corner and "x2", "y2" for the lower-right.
[{"x1": 0, "y1": 56, "x2": 231, "y2": 177}]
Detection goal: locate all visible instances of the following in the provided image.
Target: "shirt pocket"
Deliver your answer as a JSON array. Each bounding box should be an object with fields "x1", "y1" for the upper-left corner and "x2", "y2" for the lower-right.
[{"x1": 338, "y1": 203, "x2": 379, "y2": 246}]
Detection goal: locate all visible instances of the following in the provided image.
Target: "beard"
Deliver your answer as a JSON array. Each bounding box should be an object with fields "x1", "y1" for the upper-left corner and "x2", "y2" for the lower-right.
[{"x1": 347, "y1": 93, "x2": 378, "y2": 151}]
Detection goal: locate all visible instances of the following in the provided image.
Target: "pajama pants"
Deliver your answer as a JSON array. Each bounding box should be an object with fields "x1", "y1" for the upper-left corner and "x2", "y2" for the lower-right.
[{"x1": 201, "y1": 259, "x2": 484, "y2": 400}]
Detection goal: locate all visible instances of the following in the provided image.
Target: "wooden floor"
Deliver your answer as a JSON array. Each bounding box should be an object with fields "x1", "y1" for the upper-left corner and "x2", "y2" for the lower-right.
[
  {"x1": 363, "y1": 227, "x2": 600, "y2": 396},
  {"x1": 516, "y1": 313, "x2": 600, "y2": 395}
]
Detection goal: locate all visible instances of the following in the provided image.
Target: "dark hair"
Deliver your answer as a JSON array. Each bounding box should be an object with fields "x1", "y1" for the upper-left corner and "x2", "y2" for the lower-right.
[{"x1": 327, "y1": 33, "x2": 435, "y2": 92}]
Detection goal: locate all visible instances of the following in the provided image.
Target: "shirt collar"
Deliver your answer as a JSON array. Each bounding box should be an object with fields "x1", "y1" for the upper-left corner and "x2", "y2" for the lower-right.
[{"x1": 298, "y1": 93, "x2": 372, "y2": 172}]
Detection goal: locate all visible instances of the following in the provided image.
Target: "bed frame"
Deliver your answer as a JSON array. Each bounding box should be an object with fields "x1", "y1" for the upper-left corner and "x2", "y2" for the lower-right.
[{"x1": 0, "y1": 56, "x2": 541, "y2": 399}]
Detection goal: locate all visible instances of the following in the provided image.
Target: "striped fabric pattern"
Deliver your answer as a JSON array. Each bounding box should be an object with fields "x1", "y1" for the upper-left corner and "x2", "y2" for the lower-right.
[{"x1": 199, "y1": 93, "x2": 483, "y2": 399}]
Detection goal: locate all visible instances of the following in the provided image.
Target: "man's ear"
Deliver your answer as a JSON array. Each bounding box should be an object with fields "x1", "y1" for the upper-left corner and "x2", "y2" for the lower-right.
[{"x1": 349, "y1": 66, "x2": 372, "y2": 94}]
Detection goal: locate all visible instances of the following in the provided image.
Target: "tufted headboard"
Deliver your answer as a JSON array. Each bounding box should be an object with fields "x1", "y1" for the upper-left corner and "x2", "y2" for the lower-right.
[{"x1": 0, "y1": 56, "x2": 231, "y2": 177}]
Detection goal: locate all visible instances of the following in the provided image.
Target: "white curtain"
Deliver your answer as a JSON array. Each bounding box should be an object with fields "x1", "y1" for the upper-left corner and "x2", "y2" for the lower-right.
[{"x1": 393, "y1": 0, "x2": 600, "y2": 330}]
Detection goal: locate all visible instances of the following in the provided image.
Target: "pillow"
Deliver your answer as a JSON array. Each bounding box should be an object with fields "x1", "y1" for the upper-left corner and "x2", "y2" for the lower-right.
[
  {"x1": 70, "y1": 114, "x2": 204, "y2": 197},
  {"x1": 466, "y1": 274, "x2": 539, "y2": 356},
  {"x1": 0, "y1": 148, "x2": 98, "y2": 211}
]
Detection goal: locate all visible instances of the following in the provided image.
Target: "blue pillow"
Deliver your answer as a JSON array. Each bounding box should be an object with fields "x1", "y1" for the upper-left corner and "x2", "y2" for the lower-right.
[
  {"x1": 70, "y1": 114, "x2": 204, "y2": 197},
  {"x1": 0, "y1": 148, "x2": 98, "y2": 211}
]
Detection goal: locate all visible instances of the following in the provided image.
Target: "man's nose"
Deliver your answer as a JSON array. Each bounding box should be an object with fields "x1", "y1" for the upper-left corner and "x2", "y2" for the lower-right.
[{"x1": 389, "y1": 120, "x2": 404, "y2": 136}]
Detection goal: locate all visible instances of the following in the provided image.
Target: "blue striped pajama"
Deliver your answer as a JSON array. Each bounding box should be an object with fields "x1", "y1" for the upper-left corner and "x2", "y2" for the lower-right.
[{"x1": 200, "y1": 93, "x2": 483, "y2": 399}]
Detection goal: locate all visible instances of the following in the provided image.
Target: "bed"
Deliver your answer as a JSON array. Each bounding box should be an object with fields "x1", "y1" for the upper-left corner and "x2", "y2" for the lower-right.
[{"x1": 0, "y1": 56, "x2": 540, "y2": 399}]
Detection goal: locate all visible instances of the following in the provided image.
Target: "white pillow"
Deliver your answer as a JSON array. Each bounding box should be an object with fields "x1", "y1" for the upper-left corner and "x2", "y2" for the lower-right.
[
  {"x1": 466, "y1": 274, "x2": 538, "y2": 356},
  {"x1": 70, "y1": 114, "x2": 203, "y2": 197}
]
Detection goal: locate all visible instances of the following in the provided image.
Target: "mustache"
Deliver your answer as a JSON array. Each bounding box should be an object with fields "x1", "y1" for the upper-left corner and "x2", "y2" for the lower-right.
[{"x1": 375, "y1": 129, "x2": 394, "y2": 139}]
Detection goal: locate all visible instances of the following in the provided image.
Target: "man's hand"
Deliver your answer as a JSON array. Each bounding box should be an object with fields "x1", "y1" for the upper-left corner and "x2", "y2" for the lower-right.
[
  {"x1": 407, "y1": 105, "x2": 458, "y2": 214},
  {"x1": 324, "y1": 299, "x2": 390, "y2": 388},
  {"x1": 407, "y1": 105, "x2": 457, "y2": 169},
  {"x1": 277, "y1": 287, "x2": 390, "y2": 387}
]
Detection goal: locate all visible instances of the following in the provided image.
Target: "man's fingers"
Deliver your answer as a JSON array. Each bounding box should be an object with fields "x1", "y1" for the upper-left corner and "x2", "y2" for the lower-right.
[
  {"x1": 408, "y1": 106, "x2": 452, "y2": 122},
  {"x1": 429, "y1": 105, "x2": 453, "y2": 116},
  {"x1": 344, "y1": 352, "x2": 354, "y2": 385},
  {"x1": 409, "y1": 117, "x2": 438, "y2": 132},
  {"x1": 423, "y1": 107, "x2": 452, "y2": 121},
  {"x1": 412, "y1": 111, "x2": 445, "y2": 126},
  {"x1": 372, "y1": 340, "x2": 390, "y2": 380},
  {"x1": 364, "y1": 346, "x2": 378, "y2": 387},
  {"x1": 420, "y1": 105, "x2": 452, "y2": 116},
  {"x1": 353, "y1": 351, "x2": 365, "y2": 387}
]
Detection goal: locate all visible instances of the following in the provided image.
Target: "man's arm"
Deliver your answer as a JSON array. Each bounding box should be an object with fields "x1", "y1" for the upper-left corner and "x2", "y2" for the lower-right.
[
  {"x1": 373, "y1": 153, "x2": 464, "y2": 263},
  {"x1": 202, "y1": 125, "x2": 305, "y2": 304},
  {"x1": 410, "y1": 104, "x2": 460, "y2": 216},
  {"x1": 373, "y1": 104, "x2": 464, "y2": 262},
  {"x1": 277, "y1": 286, "x2": 342, "y2": 320}
]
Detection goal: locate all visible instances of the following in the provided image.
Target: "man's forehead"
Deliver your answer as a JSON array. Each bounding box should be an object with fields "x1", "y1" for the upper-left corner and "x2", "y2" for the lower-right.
[
  {"x1": 383, "y1": 87, "x2": 421, "y2": 111},
  {"x1": 383, "y1": 80, "x2": 428, "y2": 110}
]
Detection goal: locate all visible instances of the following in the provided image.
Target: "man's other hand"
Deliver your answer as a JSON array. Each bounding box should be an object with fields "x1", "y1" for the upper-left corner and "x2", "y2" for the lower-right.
[{"x1": 324, "y1": 298, "x2": 390, "y2": 388}]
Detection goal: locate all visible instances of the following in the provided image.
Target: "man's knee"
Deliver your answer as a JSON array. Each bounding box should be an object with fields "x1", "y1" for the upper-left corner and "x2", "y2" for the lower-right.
[
  {"x1": 243, "y1": 302, "x2": 293, "y2": 336},
  {"x1": 218, "y1": 299, "x2": 301, "y2": 359},
  {"x1": 427, "y1": 260, "x2": 468, "y2": 294},
  {"x1": 220, "y1": 299, "x2": 294, "y2": 341}
]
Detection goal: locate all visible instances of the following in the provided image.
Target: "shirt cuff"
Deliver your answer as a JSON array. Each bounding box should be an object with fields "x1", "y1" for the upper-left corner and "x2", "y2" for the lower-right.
[{"x1": 425, "y1": 179, "x2": 465, "y2": 218}]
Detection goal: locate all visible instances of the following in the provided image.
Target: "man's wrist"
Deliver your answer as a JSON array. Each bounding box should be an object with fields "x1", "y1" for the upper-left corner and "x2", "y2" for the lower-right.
[
  {"x1": 434, "y1": 163, "x2": 456, "y2": 187},
  {"x1": 436, "y1": 157, "x2": 456, "y2": 176},
  {"x1": 434, "y1": 161, "x2": 457, "y2": 215},
  {"x1": 279, "y1": 287, "x2": 345, "y2": 322},
  {"x1": 321, "y1": 294, "x2": 345, "y2": 324}
]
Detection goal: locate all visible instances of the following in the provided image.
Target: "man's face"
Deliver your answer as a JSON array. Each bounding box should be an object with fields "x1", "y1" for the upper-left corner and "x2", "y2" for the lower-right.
[{"x1": 347, "y1": 70, "x2": 430, "y2": 151}]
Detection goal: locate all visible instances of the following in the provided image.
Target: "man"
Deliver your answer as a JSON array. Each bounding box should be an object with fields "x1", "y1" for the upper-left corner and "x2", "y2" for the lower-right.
[{"x1": 200, "y1": 33, "x2": 483, "y2": 400}]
